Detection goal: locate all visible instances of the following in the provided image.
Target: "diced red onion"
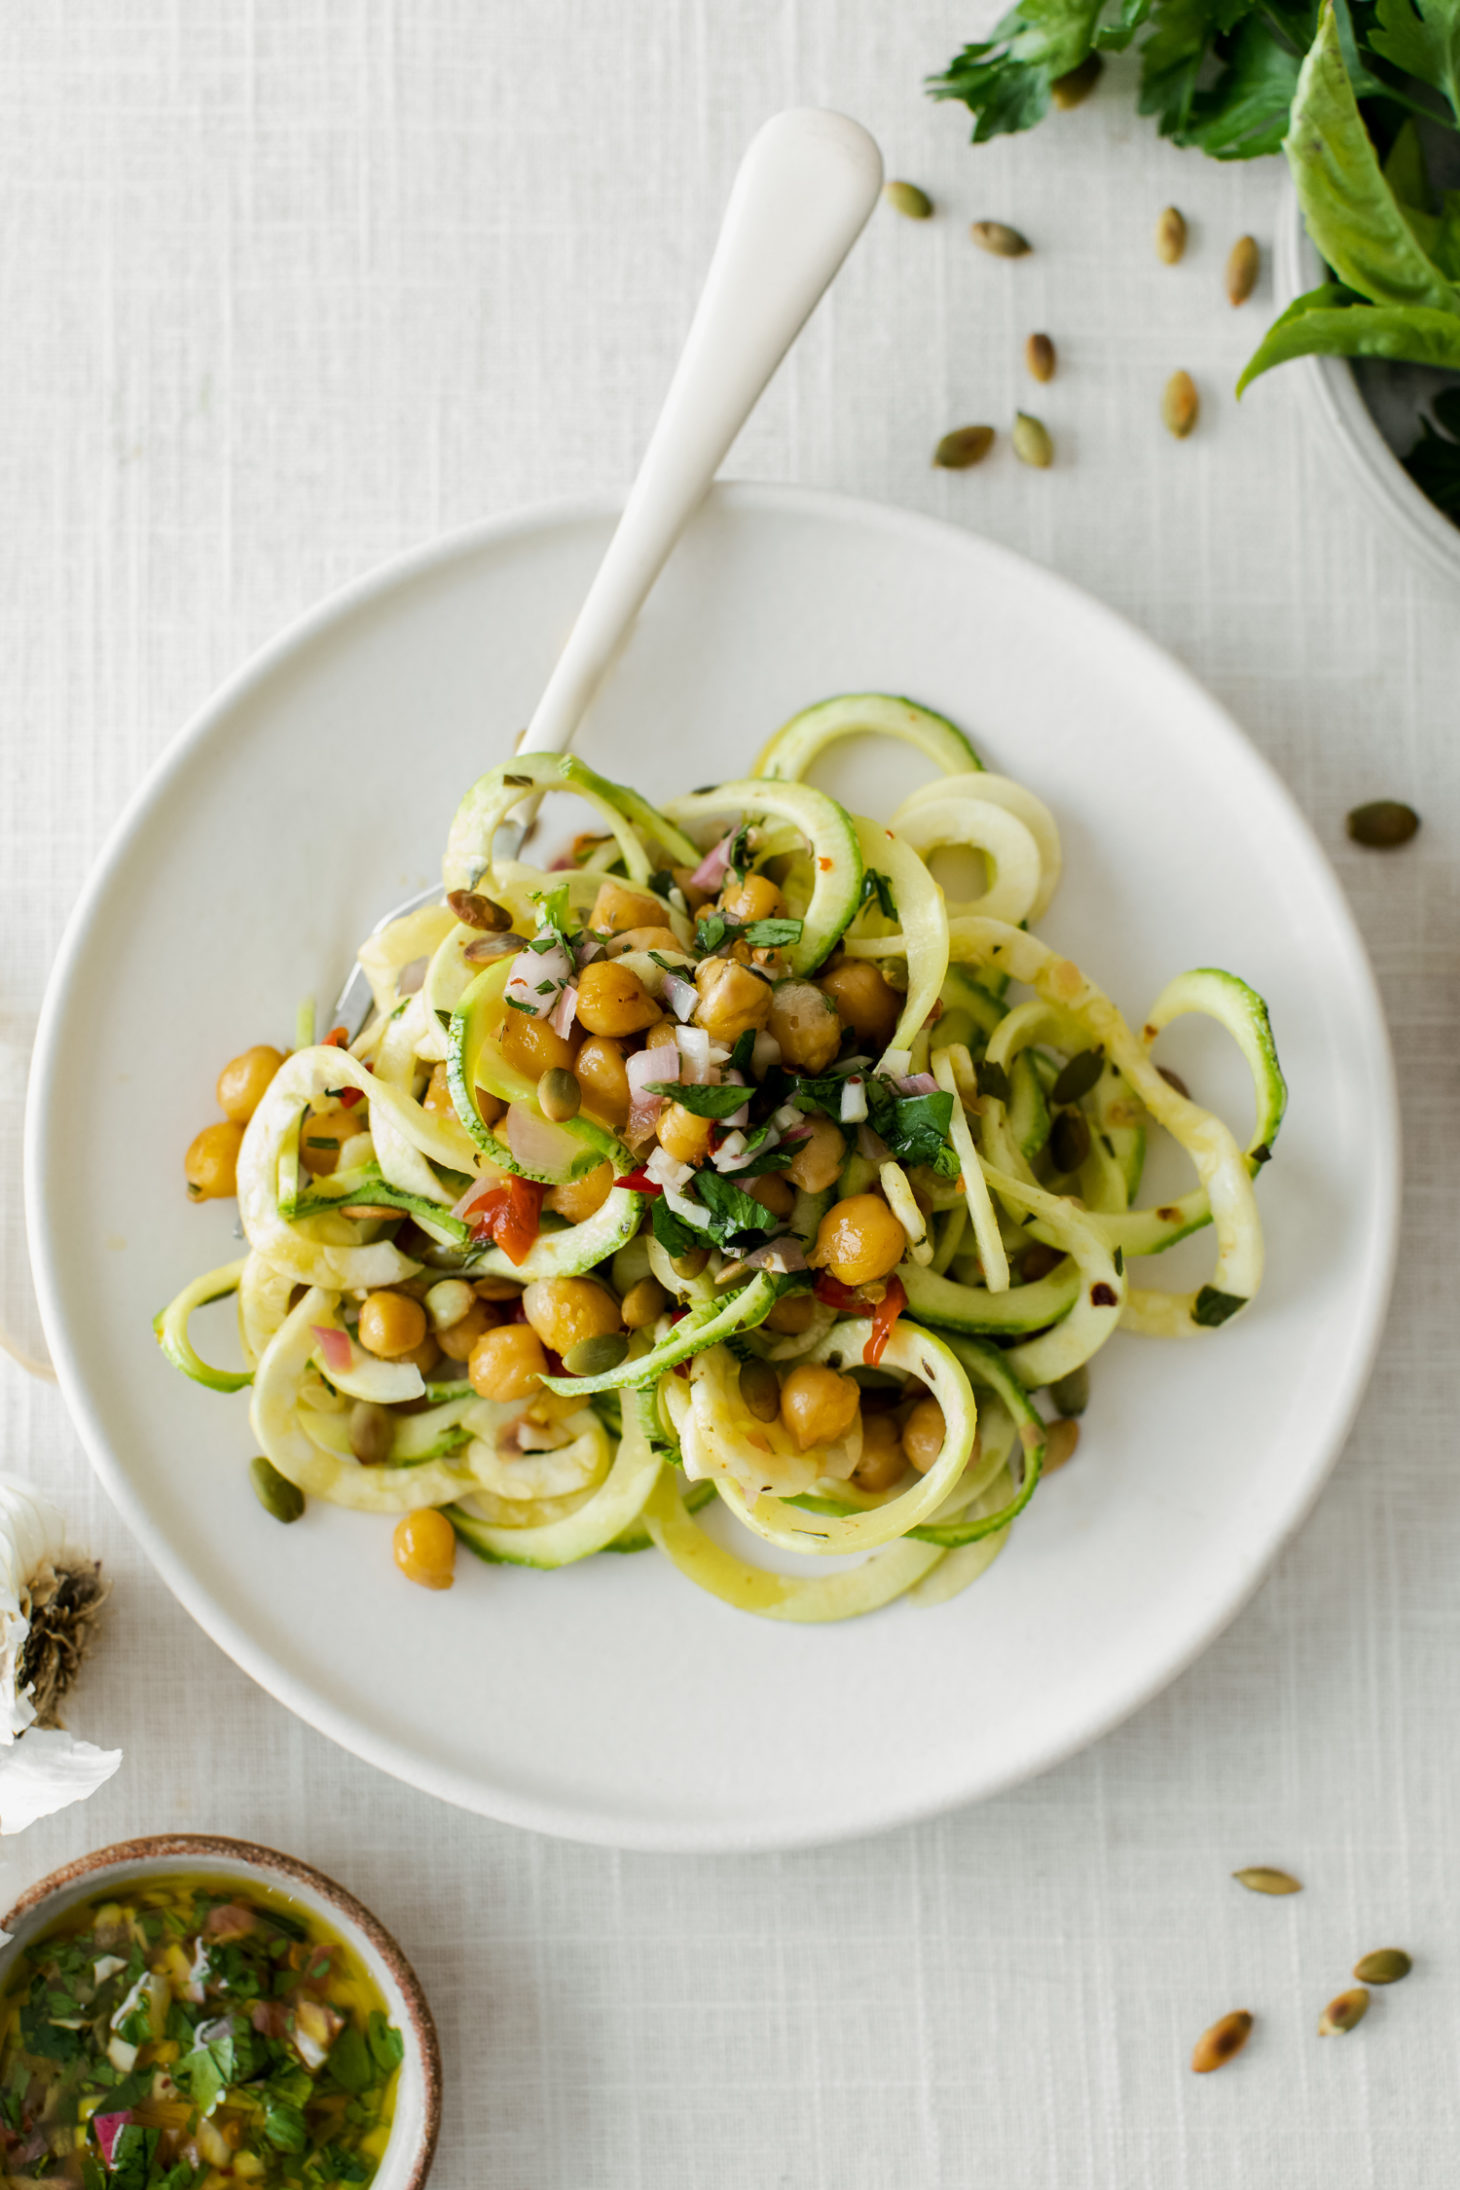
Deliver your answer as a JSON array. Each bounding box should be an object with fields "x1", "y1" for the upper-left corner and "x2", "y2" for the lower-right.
[
  {"x1": 840, "y1": 1077, "x2": 868, "y2": 1124},
  {"x1": 893, "y1": 1072, "x2": 939, "y2": 1097},
  {"x1": 689, "y1": 834, "x2": 733, "y2": 890},
  {"x1": 506, "y1": 939, "x2": 572, "y2": 1018},
  {"x1": 94, "y1": 2114, "x2": 135, "y2": 2168},
  {"x1": 505, "y1": 1101, "x2": 581, "y2": 1175},
  {"x1": 857, "y1": 1121, "x2": 891, "y2": 1163},
  {"x1": 662, "y1": 972, "x2": 698, "y2": 1023},
  {"x1": 627, "y1": 1043, "x2": 677, "y2": 1142},
  {"x1": 310, "y1": 1325, "x2": 353, "y2": 1375},
  {"x1": 676, "y1": 1026, "x2": 713, "y2": 1082},
  {"x1": 549, "y1": 982, "x2": 579, "y2": 1039},
  {"x1": 573, "y1": 934, "x2": 604, "y2": 968},
  {"x1": 396, "y1": 955, "x2": 429, "y2": 996},
  {"x1": 744, "y1": 1237, "x2": 808, "y2": 1274}
]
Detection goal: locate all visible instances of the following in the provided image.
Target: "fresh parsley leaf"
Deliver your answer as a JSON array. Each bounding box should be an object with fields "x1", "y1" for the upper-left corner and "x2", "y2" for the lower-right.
[
  {"x1": 1370, "y1": 0, "x2": 1460, "y2": 125},
  {"x1": 263, "y1": 2099, "x2": 310, "y2": 2153},
  {"x1": 650, "y1": 1194, "x2": 699, "y2": 1257},
  {"x1": 19, "y1": 2000, "x2": 81, "y2": 2060},
  {"x1": 109, "y1": 2125, "x2": 162, "y2": 2190},
  {"x1": 691, "y1": 1171, "x2": 778, "y2": 1240},
  {"x1": 694, "y1": 910, "x2": 730, "y2": 954},
  {"x1": 645, "y1": 1080, "x2": 749, "y2": 1119},
  {"x1": 883, "y1": 1090, "x2": 957, "y2": 1170},
  {"x1": 1177, "y1": 10, "x2": 1305, "y2": 156},
  {"x1": 175, "y1": 2025, "x2": 235, "y2": 2116},
  {"x1": 327, "y1": 2022, "x2": 374, "y2": 2095},
  {"x1": 858, "y1": 868, "x2": 898, "y2": 920},
  {"x1": 741, "y1": 917, "x2": 804, "y2": 948},
  {"x1": 367, "y1": 2010, "x2": 405, "y2": 2075},
  {"x1": 729, "y1": 1029, "x2": 757, "y2": 1074}
]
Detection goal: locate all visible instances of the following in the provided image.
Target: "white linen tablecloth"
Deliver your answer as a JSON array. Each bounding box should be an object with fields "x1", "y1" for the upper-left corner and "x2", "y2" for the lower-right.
[{"x1": 2, "y1": 5, "x2": 1458, "y2": 2185}]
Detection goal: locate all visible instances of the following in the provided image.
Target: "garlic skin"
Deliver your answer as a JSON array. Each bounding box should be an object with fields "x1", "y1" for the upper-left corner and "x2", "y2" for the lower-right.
[{"x1": 0, "y1": 1474, "x2": 121, "y2": 1836}]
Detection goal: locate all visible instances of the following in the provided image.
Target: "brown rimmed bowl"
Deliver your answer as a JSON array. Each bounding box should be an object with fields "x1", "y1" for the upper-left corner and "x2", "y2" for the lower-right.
[{"x1": 0, "y1": 1833, "x2": 440, "y2": 2190}]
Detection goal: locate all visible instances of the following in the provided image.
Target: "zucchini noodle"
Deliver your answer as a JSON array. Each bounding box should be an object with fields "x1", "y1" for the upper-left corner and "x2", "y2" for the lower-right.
[{"x1": 157, "y1": 695, "x2": 1286, "y2": 1621}]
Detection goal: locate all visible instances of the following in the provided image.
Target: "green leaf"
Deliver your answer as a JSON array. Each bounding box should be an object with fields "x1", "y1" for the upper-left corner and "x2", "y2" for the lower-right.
[
  {"x1": 175, "y1": 2024, "x2": 236, "y2": 2117},
  {"x1": 1284, "y1": 1, "x2": 1460, "y2": 312},
  {"x1": 327, "y1": 2022, "x2": 374, "y2": 2095},
  {"x1": 741, "y1": 917, "x2": 804, "y2": 949},
  {"x1": 1137, "y1": 0, "x2": 1253, "y2": 139},
  {"x1": 858, "y1": 869, "x2": 898, "y2": 921},
  {"x1": 1239, "y1": 288, "x2": 1460, "y2": 388},
  {"x1": 882, "y1": 1090, "x2": 957, "y2": 1170},
  {"x1": 1383, "y1": 115, "x2": 1431, "y2": 211},
  {"x1": 1369, "y1": 0, "x2": 1460, "y2": 122},
  {"x1": 690, "y1": 1171, "x2": 778, "y2": 1240},
  {"x1": 928, "y1": 0, "x2": 1134, "y2": 142},
  {"x1": 644, "y1": 1080, "x2": 750, "y2": 1120},
  {"x1": 694, "y1": 911, "x2": 730, "y2": 954},
  {"x1": 1193, "y1": 1285, "x2": 1248, "y2": 1326},
  {"x1": 366, "y1": 2010, "x2": 405, "y2": 2076},
  {"x1": 1404, "y1": 415, "x2": 1460, "y2": 513},
  {"x1": 109, "y1": 2126, "x2": 162, "y2": 2190},
  {"x1": 650, "y1": 1194, "x2": 699, "y2": 1257},
  {"x1": 263, "y1": 2099, "x2": 310, "y2": 2153},
  {"x1": 1178, "y1": 13, "x2": 1304, "y2": 156}
]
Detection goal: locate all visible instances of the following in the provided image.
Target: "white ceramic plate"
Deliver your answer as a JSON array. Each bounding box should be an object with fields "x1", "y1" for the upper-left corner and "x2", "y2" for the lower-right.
[{"x1": 27, "y1": 483, "x2": 1398, "y2": 1852}]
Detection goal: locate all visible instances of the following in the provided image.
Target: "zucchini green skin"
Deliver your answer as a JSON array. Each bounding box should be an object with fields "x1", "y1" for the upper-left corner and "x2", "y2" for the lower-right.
[
  {"x1": 900, "y1": 1258, "x2": 1081, "y2": 1336},
  {"x1": 448, "y1": 1413, "x2": 662, "y2": 1569},
  {"x1": 752, "y1": 693, "x2": 983, "y2": 782},
  {"x1": 907, "y1": 1334, "x2": 1046, "y2": 1547},
  {"x1": 448, "y1": 958, "x2": 628, "y2": 1181},
  {"x1": 661, "y1": 780, "x2": 864, "y2": 975},
  {"x1": 282, "y1": 1162, "x2": 471, "y2": 1243},
  {"x1": 541, "y1": 1274, "x2": 780, "y2": 1397},
  {"x1": 300, "y1": 1393, "x2": 477, "y2": 1465},
  {"x1": 443, "y1": 751, "x2": 698, "y2": 893},
  {"x1": 153, "y1": 1259, "x2": 252, "y2": 1393}
]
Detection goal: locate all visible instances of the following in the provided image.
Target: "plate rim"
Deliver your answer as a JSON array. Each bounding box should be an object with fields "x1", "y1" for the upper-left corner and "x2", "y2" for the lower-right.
[{"x1": 25, "y1": 479, "x2": 1402, "y2": 1851}]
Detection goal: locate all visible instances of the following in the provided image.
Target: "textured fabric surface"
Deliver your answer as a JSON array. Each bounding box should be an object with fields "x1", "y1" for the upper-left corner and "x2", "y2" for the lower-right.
[{"x1": 2, "y1": 5, "x2": 1458, "y2": 2186}]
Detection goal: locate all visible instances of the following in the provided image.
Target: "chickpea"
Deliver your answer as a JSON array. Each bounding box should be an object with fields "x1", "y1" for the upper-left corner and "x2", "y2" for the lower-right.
[
  {"x1": 780, "y1": 1364, "x2": 861, "y2": 1452},
  {"x1": 393, "y1": 1507, "x2": 456, "y2": 1591},
  {"x1": 808, "y1": 1194, "x2": 909, "y2": 1287},
  {"x1": 853, "y1": 1413, "x2": 907, "y2": 1493},
  {"x1": 216, "y1": 1045, "x2": 286, "y2": 1124},
  {"x1": 902, "y1": 1397, "x2": 948, "y2": 1474},
  {"x1": 787, "y1": 1113, "x2": 846, "y2": 1194},
  {"x1": 544, "y1": 1162, "x2": 615, "y2": 1224},
  {"x1": 767, "y1": 980, "x2": 842, "y2": 1074},
  {"x1": 693, "y1": 957, "x2": 772, "y2": 1042},
  {"x1": 184, "y1": 1120, "x2": 245, "y2": 1200},
  {"x1": 745, "y1": 1172, "x2": 795, "y2": 1219},
  {"x1": 436, "y1": 1302, "x2": 494, "y2": 1361},
  {"x1": 468, "y1": 1323, "x2": 548, "y2": 1400},
  {"x1": 763, "y1": 1291, "x2": 816, "y2": 1336},
  {"x1": 574, "y1": 1036, "x2": 631, "y2": 1127},
  {"x1": 423, "y1": 1060, "x2": 505, "y2": 1128},
  {"x1": 818, "y1": 960, "x2": 902, "y2": 1047},
  {"x1": 358, "y1": 1290, "x2": 429, "y2": 1360},
  {"x1": 621, "y1": 1276, "x2": 668, "y2": 1329},
  {"x1": 589, "y1": 880, "x2": 665, "y2": 934},
  {"x1": 397, "y1": 1332, "x2": 442, "y2": 1379},
  {"x1": 299, "y1": 1103, "x2": 359, "y2": 1178},
  {"x1": 606, "y1": 926, "x2": 690, "y2": 959},
  {"x1": 657, "y1": 1101, "x2": 714, "y2": 1166},
  {"x1": 473, "y1": 1274, "x2": 523, "y2": 1302},
  {"x1": 721, "y1": 872, "x2": 785, "y2": 924},
  {"x1": 576, "y1": 961, "x2": 662, "y2": 1038},
  {"x1": 522, "y1": 1276, "x2": 623, "y2": 1356},
  {"x1": 498, "y1": 1010, "x2": 578, "y2": 1079}
]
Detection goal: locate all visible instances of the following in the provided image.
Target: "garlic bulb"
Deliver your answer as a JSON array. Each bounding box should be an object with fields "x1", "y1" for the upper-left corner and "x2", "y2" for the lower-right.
[{"x1": 0, "y1": 1475, "x2": 120, "y2": 1834}]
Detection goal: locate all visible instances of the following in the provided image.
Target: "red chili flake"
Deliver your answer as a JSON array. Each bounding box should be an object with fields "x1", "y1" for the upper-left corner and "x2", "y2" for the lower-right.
[
  {"x1": 1091, "y1": 1282, "x2": 1117, "y2": 1307},
  {"x1": 863, "y1": 1274, "x2": 907, "y2": 1367},
  {"x1": 338, "y1": 1085, "x2": 365, "y2": 1109},
  {"x1": 323, "y1": 1025, "x2": 349, "y2": 1048},
  {"x1": 817, "y1": 857, "x2": 834, "y2": 872},
  {"x1": 619, "y1": 1168, "x2": 664, "y2": 1197}
]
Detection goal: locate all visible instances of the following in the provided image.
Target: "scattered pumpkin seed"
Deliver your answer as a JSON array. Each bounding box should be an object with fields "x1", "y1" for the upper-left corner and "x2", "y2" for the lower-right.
[
  {"x1": 250, "y1": 1454, "x2": 304, "y2": 1524},
  {"x1": 1051, "y1": 1047, "x2": 1103, "y2": 1105},
  {"x1": 1163, "y1": 370, "x2": 1199, "y2": 439},
  {"x1": 1226, "y1": 234, "x2": 1260, "y2": 306},
  {"x1": 739, "y1": 1358, "x2": 781, "y2": 1423},
  {"x1": 1353, "y1": 1948, "x2": 1411, "y2": 1985},
  {"x1": 562, "y1": 1331, "x2": 629, "y2": 1378},
  {"x1": 1026, "y1": 332, "x2": 1057, "y2": 383},
  {"x1": 972, "y1": 219, "x2": 1032, "y2": 258},
  {"x1": 1157, "y1": 1065, "x2": 1190, "y2": 1099},
  {"x1": 1319, "y1": 1987, "x2": 1370, "y2": 2035},
  {"x1": 464, "y1": 930, "x2": 525, "y2": 963},
  {"x1": 1233, "y1": 1867, "x2": 1302, "y2": 1896},
  {"x1": 1043, "y1": 1418, "x2": 1081, "y2": 1473},
  {"x1": 538, "y1": 1066, "x2": 582, "y2": 1123},
  {"x1": 934, "y1": 425, "x2": 995, "y2": 470},
  {"x1": 671, "y1": 1247, "x2": 710, "y2": 1280},
  {"x1": 347, "y1": 1400, "x2": 396, "y2": 1468},
  {"x1": 1191, "y1": 2009, "x2": 1253, "y2": 2073},
  {"x1": 1156, "y1": 206, "x2": 1188, "y2": 264},
  {"x1": 447, "y1": 888, "x2": 512, "y2": 931},
  {"x1": 1048, "y1": 1364, "x2": 1089, "y2": 1417},
  {"x1": 884, "y1": 179, "x2": 933, "y2": 220},
  {"x1": 1051, "y1": 52, "x2": 1103, "y2": 107},
  {"x1": 1012, "y1": 411, "x2": 1053, "y2": 468},
  {"x1": 1049, "y1": 1107, "x2": 1090, "y2": 1172},
  {"x1": 1346, "y1": 799, "x2": 1419, "y2": 848}
]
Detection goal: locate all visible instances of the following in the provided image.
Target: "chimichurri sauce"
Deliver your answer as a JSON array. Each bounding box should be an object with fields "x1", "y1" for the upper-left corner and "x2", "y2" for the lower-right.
[{"x1": 0, "y1": 1874, "x2": 402, "y2": 2188}]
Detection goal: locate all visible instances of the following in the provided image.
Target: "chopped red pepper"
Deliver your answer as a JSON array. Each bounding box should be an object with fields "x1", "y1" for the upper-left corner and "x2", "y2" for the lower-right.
[
  {"x1": 813, "y1": 1272, "x2": 860, "y2": 1314},
  {"x1": 338, "y1": 1085, "x2": 365, "y2": 1109},
  {"x1": 619, "y1": 1168, "x2": 663, "y2": 1198},
  {"x1": 469, "y1": 1176, "x2": 544, "y2": 1266},
  {"x1": 323, "y1": 1025, "x2": 349, "y2": 1048},
  {"x1": 863, "y1": 1274, "x2": 907, "y2": 1367}
]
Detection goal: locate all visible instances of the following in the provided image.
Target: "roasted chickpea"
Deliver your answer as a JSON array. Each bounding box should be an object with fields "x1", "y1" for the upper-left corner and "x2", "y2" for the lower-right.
[
  {"x1": 468, "y1": 1323, "x2": 547, "y2": 1400},
  {"x1": 621, "y1": 1276, "x2": 669, "y2": 1329},
  {"x1": 721, "y1": 872, "x2": 785, "y2": 924},
  {"x1": 397, "y1": 1332, "x2": 442, "y2": 1379},
  {"x1": 358, "y1": 1290, "x2": 429, "y2": 1360},
  {"x1": 693, "y1": 957, "x2": 772, "y2": 1041},
  {"x1": 809, "y1": 1194, "x2": 908, "y2": 1287},
  {"x1": 576, "y1": 961, "x2": 662, "y2": 1038},
  {"x1": 216, "y1": 1045, "x2": 286, "y2": 1124},
  {"x1": 745, "y1": 1172, "x2": 795, "y2": 1219},
  {"x1": 763, "y1": 1290, "x2": 817, "y2": 1335},
  {"x1": 436, "y1": 1302, "x2": 493, "y2": 1361},
  {"x1": 818, "y1": 960, "x2": 902, "y2": 1047},
  {"x1": 497, "y1": 1011, "x2": 578, "y2": 1079},
  {"x1": 853, "y1": 1413, "x2": 907, "y2": 1493},
  {"x1": 767, "y1": 980, "x2": 842, "y2": 1074},
  {"x1": 522, "y1": 1276, "x2": 623, "y2": 1356},
  {"x1": 589, "y1": 879, "x2": 666, "y2": 934},
  {"x1": 657, "y1": 1101, "x2": 714, "y2": 1166},
  {"x1": 902, "y1": 1396, "x2": 948, "y2": 1474},
  {"x1": 393, "y1": 1507, "x2": 456, "y2": 1590},
  {"x1": 544, "y1": 1162, "x2": 615, "y2": 1224},
  {"x1": 184, "y1": 1120, "x2": 245, "y2": 1200},
  {"x1": 780, "y1": 1364, "x2": 861, "y2": 1452},
  {"x1": 606, "y1": 926, "x2": 690, "y2": 959},
  {"x1": 786, "y1": 1113, "x2": 846, "y2": 1194},
  {"x1": 423, "y1": 1060, "x2": 506, "y2": 1128},
  {"x1": 574, "y1": 1036, "x2": 631, "y2": 1127}
]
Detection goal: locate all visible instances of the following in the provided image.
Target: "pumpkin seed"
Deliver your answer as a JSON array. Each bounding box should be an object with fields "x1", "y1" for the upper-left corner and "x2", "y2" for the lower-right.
[
  {"x1": 474, "y1": 1273, "x2": 524, "y2": 1301},
  {"x1": 1012, "y1": 412, "x2": 1053, "y2": 469},
  {"x1": 884, "y1": 179, "x2": 933, "y2": 220},
  {"x1": 1156, "y1": 206, "x2": 1187, "y2": 264},
  {"x1": 1226, "y1": 235, "x2": 1260, "y2": 306},
  {"x1": 1051, "y1": 52, "x2": 1103, "y2": 107},
  {"x1": 1353, "y1": 1948, "x2": 1411, "y2": 1985},
  {"x1": 1157, "y1": 1065, "x2": 1190, "y2": 1099},
  {"x1": 671, "y1": 1248, "x2": 710, "y2": 1279},
  {"x1": 1346, "y1": 799, "x2": 1419, "y2": 848},
  {"x1": 1319, "y1": 1987, "x2": 1370, "y2": 2035},
  {"x1": 447, "y1": 889, "x2": 512, "y2": 931},
  {"x1": 348, "y1": 1400, "x2": 396, "y2": 1468},
  {"x1": 463, "y1": 931, "x2": 525, "y2": 963},
  {"x1": 538, "y1": 1066, "x2": 582, "y2": 1123},
  {"x1": 972, "y1": 220, "x2": 1031, "y2": 258},
  {"x1": 562, "y1": 1331, "x2": 629, "y2": 1378},
  {"x1": 934, "y1": 425, "x2": 995, "y2": 471},
  {"x1": 1025, "y1": 332, "x2": 1057, "y2": 383},
  {"x1": 1191, "y1": 2010, "x2": 1253, "y2": 2072},
  {"x1": 1232, "y1": 1867, "x2": 1302, "y2": 1896},
  {"x1": 1162, "y1": 370, "x2": 1199, "y2": 439},
  {"x1": 250, "y1": 1455, "x2": 304, "y2": 1524},
  {"x1": 621, "y1": 1276, "x2": 669, "y2": 1329},
  {"x1": 1043, "y1": 1418, "x2": 1081, "y2": 1473},
  {"x1": 739, "y1": 1358, "x2": 781, "y2": 1423},
  {"x1": 1049, "y1": 1107, "x2": 1090, "y2": 1172},
  {"x1": 1048, "y1": 1364, "x2": 1089, "y2": 1417},
  {"x1": 1050, "y1": 1047, "x2": 1103, "y2": 1105}
]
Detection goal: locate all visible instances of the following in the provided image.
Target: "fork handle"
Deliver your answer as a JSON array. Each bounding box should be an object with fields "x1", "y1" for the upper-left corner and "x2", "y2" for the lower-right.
[{"x1": 515, "y1": 108, "x2": 882, "y2": 761}]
